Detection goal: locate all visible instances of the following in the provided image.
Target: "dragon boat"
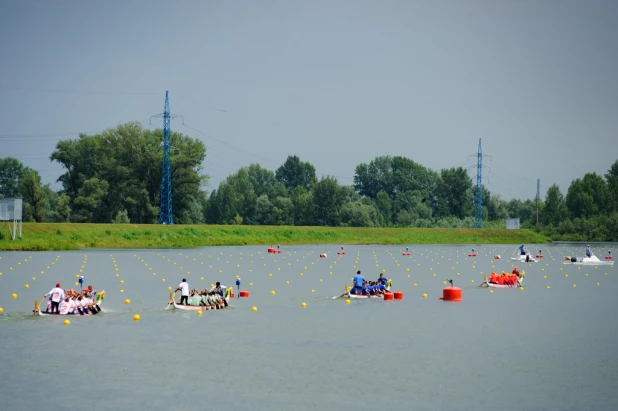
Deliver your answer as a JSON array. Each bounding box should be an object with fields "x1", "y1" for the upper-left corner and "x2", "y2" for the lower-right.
[
  {"x1": 337, "y1": 280, "x2": 392, "y2": 299},
  {"x1": 34, "y1": 291, "x2": 105, "y2": 316},
  {"x1": 479, "y1": 273, "x2": 524, "y2": 288},
  {"x1": 166, "y1": 289, "x2": 231, "y2": 311}
]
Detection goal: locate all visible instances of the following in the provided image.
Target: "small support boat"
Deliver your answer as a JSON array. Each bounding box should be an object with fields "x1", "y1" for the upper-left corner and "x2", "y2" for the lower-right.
[
  {"x1": 563, "y1": 255, "x2": 614, "y2": 266},
  {"x1": 511, "y1": 253, "x2": 537, "y2": 263}
]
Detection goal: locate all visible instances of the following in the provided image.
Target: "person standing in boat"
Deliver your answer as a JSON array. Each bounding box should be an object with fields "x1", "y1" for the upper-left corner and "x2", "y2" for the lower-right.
[
  {"x1": 44, "y1": 282, "x2": 65, "y2": 314},
  {"x1": 351, "y1": 271, "x2": 365, "y2": 295},
  {"x1": 519, "y1": 244, "x2": 527, "y2": 255},
  {"x1": 586, "y1": 245, "x2": 592, "y2": 258},
  {"x1": 175, "y1": 278, "x2": 189, "y2": 305}
]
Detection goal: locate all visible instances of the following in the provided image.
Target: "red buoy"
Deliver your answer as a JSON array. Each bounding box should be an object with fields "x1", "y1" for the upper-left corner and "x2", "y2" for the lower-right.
[
  {"x1": 468, "y1": 253, "x2": 477, "y2": 257},
  {"x1": 267, "y1": 248, "x2": 276, "y2": 253},
  {"x1": 536, "y1": 254, "x2": 544, "y2": 258},
  {"x1": 239, "y1": 290, "x2": 249, "y2": 298},
  {"x1": 393, "y1": 290, "x2": 403, "y2": 300},
  {"x1": 383, "y1": 292, "x2": 393, "y2": 300},
  {"x1": 402, "y1": 252, "x2": 411, "y2": 256},
  {"x1": 439, "y1": 286, "x2": 462, "y2": 301},
  {"x1": 494, "y1": 255, "x2": 501, "y2": 259},
  {"x1": 606, "y1": 256, "x2": 613, "y2": 260},
  {"x1": 230, "y1": 293, "x2": 235, "y2": 298}
]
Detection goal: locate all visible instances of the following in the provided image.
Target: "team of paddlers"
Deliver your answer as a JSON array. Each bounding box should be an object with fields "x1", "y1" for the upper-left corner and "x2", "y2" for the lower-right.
[
  {"x1": 173, "y1": 279, "x2": 229, "y2": 309},
  {"x1": 488, "y1": 268, "x2": 523, "y2": 285},
  {"x1": 39, "y1": 283, "x2": 102, "y2": 315}
]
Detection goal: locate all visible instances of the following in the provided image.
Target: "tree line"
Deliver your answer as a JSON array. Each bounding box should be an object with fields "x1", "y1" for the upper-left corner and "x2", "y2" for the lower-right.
[{"x1": 1, "y1": 122, "x2": 616, "y2": 241}]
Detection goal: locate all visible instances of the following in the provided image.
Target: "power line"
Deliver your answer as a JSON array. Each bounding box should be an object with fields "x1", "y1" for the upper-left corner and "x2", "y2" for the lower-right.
[{"x1": 0, "y1": 85, "x2": 159, "y2": 95}]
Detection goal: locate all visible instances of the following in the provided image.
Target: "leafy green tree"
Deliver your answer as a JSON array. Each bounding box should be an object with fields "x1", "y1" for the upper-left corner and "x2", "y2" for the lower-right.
[
  {"x1": 354, "y1": 155, "x2": 438, "y2": 199},
  {"x1": 290, "y1": 186, "x2": 313, "y2": 226},
  {"x1": 0, "y1": 157, "x2": 26, "y2": 199},
  {"x1": 437, "y1": 167, "x2": 473, "y2": 219},
  {"x1": 71, "y1": 177, "x2": 109, "y2": 222},
  {"x1": 312, "y1": 176, "x2": 348, "y2": 226},
  {"x1": 541, "y1": 184, "x2": 567, "y2": 226},
  {"x1": 374, "y1": 190, "x2": 392, "y2": 226},
  {"x1": 605, "y1": 160, "x2": 618, "y2": 213},
  {"x1": 19, "y1": 170, "x2": 46, "y2": 222},
  {"x1": 566, "y1": 173, "x2": 610, "y2": 218},
  {"x1": 276, "y1": 155, "x2": 317, "y2": 191},
  {"x1": 339, "y1": 201, "x2": 380, "y2": 227}
]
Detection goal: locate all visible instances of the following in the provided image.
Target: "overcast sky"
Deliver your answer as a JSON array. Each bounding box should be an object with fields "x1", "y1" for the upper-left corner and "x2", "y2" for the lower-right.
[{"x1": 1, "y1": 0, "x2": 617, "y2": 201}]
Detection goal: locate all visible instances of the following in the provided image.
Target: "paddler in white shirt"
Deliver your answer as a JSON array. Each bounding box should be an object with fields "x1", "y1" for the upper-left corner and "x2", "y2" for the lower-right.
[
  {"x1": 44, "y1": 282, "x2": 65, "y2": 314},
  {"x1": 175, "y1": 279, "x2": 189, "y2": 305}
]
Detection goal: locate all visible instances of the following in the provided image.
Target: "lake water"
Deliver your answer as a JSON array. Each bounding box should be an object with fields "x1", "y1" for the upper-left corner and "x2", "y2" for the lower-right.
[{"x1": 1, "y1": 244, "x2": 617, "y2": 411}]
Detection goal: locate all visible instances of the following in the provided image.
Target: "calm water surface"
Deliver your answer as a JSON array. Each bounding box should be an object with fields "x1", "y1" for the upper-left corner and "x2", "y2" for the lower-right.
[{"x1": 1, "y1": 244, "x2": 617, "y2": 411}]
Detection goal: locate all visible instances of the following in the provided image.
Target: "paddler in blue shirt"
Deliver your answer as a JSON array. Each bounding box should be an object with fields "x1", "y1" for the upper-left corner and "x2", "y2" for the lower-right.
[
  {"x1": 352, "y1": 270, "x2": 365, "y2": 295},
  {"x1": 519, "y1": 244, "x2": 526, "y2": 255},
  {"x1": 377, "y1": 273, "x2": 388, "y2": 286},
  {"x1": 586, "y1": 245, "x2": 592, "y2": 258}
]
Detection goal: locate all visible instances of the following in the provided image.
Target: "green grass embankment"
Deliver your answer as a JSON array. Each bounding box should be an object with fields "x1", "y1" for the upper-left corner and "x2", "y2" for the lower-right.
[{"x1": 0, "y1": 223, "x2": 551, "y2": 251}]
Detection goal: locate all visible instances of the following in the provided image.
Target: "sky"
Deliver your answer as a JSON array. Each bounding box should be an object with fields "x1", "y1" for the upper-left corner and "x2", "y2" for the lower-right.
[{"x1": 1, "y1": 0, "x2": 617, "y2": 201}]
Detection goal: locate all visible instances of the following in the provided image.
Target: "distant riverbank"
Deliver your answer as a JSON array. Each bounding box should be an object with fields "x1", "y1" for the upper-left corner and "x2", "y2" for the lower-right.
[{"x1": 0, "y1": 223, "x2": 551, "y2": 251}]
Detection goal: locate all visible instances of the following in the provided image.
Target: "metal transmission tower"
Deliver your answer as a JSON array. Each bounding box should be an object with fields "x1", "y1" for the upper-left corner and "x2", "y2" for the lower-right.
[
  {"x1": 467, "y1": 139, "x2": 490, "y2": 228},
  {"x1": 150, "y1": 91, "x2": 182, "y2": 225},
  {"x1": 474, "y1": 139, "x2": 484, "y2": 228}
]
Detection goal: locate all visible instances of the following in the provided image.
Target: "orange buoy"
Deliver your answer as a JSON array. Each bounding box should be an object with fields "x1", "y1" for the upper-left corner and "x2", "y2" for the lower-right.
[
  {"x1": 383, "y1": 292, "x2": 393, "y2": 300},
  {"x1": 393, "y1": 290, "x2": 403, "y2": 300},
  {"x1": 439, "y1": 286, "x2": 462, "y2": 301},
  {"x1": 239, "y1": 290, "x2": 250, "y2": 297},
  {"x1": 267, "y1": 248, "x2": 275, "y2": 253},
  {"x1": 230, "y1": 293, "x2": 235, "y2": 298}
]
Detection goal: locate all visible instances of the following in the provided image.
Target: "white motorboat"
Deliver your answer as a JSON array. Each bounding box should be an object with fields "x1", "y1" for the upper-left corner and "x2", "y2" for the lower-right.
[
  {"x1": 510, "y1": 253, "x2": 537, "y2": 263},
  {"x1": 563, "y1": 255, "x2": 614, "y2": 266}
]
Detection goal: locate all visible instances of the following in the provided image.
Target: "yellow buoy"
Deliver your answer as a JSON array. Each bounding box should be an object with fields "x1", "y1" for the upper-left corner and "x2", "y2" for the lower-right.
[
  {"x1": 414, "y1": 283, "x2": 418, "y2": 286},
  {"x1": 120, "y1": 289, "x2": 124, "y2": 293},
  {"x1": 572, "y1": 284, "x2": 576, "y2": 287},
  {"x1": 251, "y1": 306, "x2": 258, "y2": 312},
  {"x1": 168, "y1": 286, "x2": 172, "y2": 290},
  {"x1": 301, "y1": 302, "x2": 307, "y2": 308},
  {"x1": 319, "y1": 279, "x2": 323, "y2": 282},
  {"x1": 124, "y1": 299, "x2": 131, "y2": 305},
  {"x1": 0, "y1": 307, "x2": 3, "y2": 313},
  {"x1": 24, "y1": 284, "x2": 29, "y2": 289},
  {"x1": 133, "y1": 314, "x2": 140, "y2": 321},
  {"x1": 311, "y1": 289, "x2": 315, "y2": 293},
  {"x1": 249, "y1": 282, "x2": 253, "y2": 286},
  {"x1": 519, "y1": 287, "x2": 524, "y2": 290},
  {"x1": 75, "y1": 274, "x2": 80, "y2": 279},
  {"x1": 269, "y1": 273, "x2": 272, "y2": 277},
  {"x1": 286, "y1": 281, "x2": 290, "y2": 284},
  {"x1": 345, "y1": 299, "x2": 351, "y2": 304},
  {"x1": 546, "y1": 286, "x2": 550, "y2": 289},
  {"x1": 489, "y1": 289, "x2": 494, "y2": 293},
  {"x1": 200, "y1": 277, "x2": 204, "y2": 280},
  {"x1": 32, "y1": 277, "x2": 36, "y2": 281},
  {"x1": 161, "y1": 279, "x2": 165, "y2": 282},
  {"x1": 270, "y1": 290, "x2": 276, "y2": 295},
  {"x1": 120, "y1": 280, "x2": 124, "y2": 284},
  {"x1": 197, "y1": 310, "x2": 203, "y2": 315},
  {"x1": 63, "y1": 319, "x2": 70, "y2": 325},
  {"x1": 422, "y1": 293, "x2": 428, "y2": 298},
  {"x1": 11, "y1": 293, "x2": 18, "y2": 299}
]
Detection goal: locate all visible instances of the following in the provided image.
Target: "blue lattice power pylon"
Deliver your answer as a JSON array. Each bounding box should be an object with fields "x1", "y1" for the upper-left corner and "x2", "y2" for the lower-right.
[
  {"x1": 474, "y1": 138, "x2": 483, "y2": 228},
  {"x1": 158, "y1": 91, "x2": 173, "y2": 225}
]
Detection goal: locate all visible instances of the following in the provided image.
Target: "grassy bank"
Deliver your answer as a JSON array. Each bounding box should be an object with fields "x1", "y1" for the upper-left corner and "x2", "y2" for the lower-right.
[{"x1": 0, "y1": 223, "x2": 551, "y2": 251}]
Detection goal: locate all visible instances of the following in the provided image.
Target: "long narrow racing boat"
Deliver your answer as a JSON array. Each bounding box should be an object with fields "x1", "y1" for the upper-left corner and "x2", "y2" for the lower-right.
[
  {"x1": 479, "y1": 275, "x2": 523, "y2": 288},
  {"x1": 166, "y1": 291, "x2": 230, "y2": 311},
  {"x1": 563, "y1": 255, "x2": 614, "y2": 266},
  {"x1": 336, "y1": 281, "x2": 392, "y2": 299},
  {"x1": 34, "y1": 291, "x2": 105, "y2": 316}
]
